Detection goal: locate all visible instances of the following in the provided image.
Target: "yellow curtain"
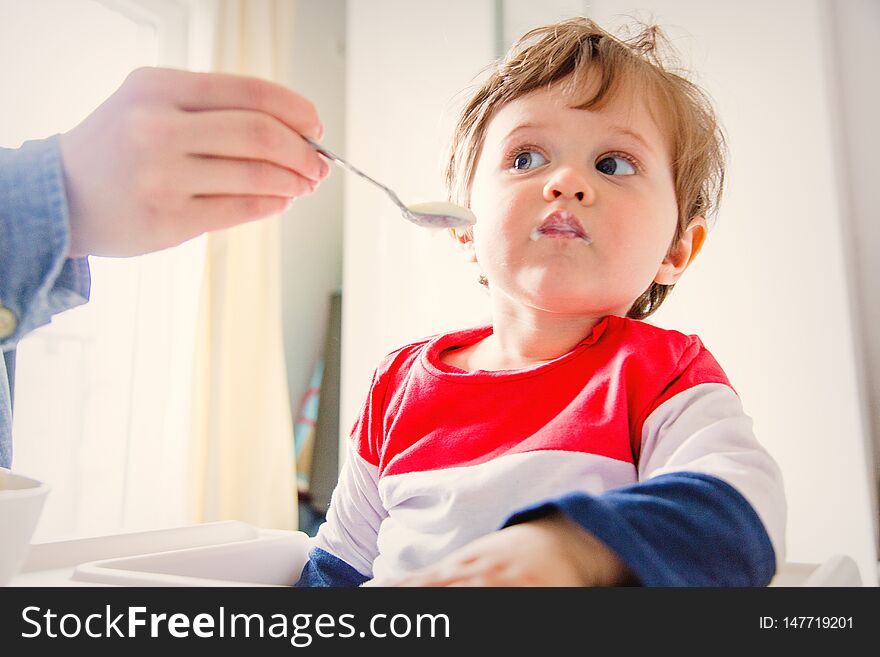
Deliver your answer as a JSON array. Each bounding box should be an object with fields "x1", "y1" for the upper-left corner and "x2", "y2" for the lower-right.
[{"x1": 190, "y1": 0, "x2": 297, "y2": 529}]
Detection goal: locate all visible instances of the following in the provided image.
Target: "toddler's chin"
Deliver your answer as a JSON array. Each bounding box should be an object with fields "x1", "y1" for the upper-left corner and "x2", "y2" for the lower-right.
[{"x1": 525, "y1": 292, "x2": 612, "y2": 316}]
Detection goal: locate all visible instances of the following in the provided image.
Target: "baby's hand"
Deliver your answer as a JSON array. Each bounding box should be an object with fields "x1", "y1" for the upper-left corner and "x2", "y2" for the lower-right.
[{"x1": 371, "y1": 513, "x2": 634, "y2": 587}]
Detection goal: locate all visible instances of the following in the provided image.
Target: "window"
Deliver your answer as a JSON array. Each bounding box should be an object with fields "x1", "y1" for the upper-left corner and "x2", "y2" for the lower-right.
[{"x1": 1, "y1": 0, "x2": 202, "y2": 540}]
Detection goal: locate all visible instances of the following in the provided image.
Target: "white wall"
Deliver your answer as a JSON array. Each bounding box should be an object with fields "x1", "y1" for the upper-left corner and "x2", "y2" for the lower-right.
[
  {"x1": 590, "y1": 0, "x2": 877, "y2": 585},
  {"x1": 342, "y1": 0, "x2": 496, "y2": 439},
  {"x1": 343, "y1": 0, "x2": 879, "y2": 583},
  {"x1": 281, "y1": 0, "x2": 346, "y2": 426},
  {"x1": 830, "y1": 0, "x2": 880, "y2": 537}
]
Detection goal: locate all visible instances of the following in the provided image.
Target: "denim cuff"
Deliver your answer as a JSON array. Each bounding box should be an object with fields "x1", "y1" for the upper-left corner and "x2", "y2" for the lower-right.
[{"x1": 0, "y1": 135, "x2": 90, "y2": 348}]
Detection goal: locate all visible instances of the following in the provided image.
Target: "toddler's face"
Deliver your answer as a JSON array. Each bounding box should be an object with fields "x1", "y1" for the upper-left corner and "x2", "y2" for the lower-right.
[{"x1": 468, "y1": 81, "x2": 680, "y2": 318}]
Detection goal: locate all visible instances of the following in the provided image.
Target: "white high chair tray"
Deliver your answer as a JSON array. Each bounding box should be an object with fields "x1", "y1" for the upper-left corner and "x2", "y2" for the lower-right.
[
  {"x1": 11, "y1": 521, "x2": 310, "y2": 587},
  {"x1": 9, "y1": 520, "x2": 861, "y2": 586}
]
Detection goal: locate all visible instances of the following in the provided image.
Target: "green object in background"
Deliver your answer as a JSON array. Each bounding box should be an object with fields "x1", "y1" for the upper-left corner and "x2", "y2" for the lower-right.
[
  {"x1": 292, "y1": 291, "x2": 342, "y2": 535},
  {"x1": 293, "y1": 359, "x2": 323, "y2": 495}
]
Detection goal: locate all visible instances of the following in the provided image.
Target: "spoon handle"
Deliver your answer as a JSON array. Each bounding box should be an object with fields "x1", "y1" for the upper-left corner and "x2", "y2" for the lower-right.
[{"x1": 302, "y1": 136, "x2": 410, "y2": 214}]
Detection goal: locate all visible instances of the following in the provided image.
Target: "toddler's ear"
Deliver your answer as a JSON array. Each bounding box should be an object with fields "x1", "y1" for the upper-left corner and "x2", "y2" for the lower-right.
[
  {"x1": 448, "y1": 227, "x2": 477, "y2": 262},
  {"x1": 655, "y1": 216, "x2": 707, "y2": 285}
]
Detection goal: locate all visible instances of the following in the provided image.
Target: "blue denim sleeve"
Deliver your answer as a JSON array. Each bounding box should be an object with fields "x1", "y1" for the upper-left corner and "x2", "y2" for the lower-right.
[
  {"x1": 502, "y1": 472, "x2": 777, "y2": 587},
  {"x1": 0, "y1": 135, "x2": 90, "y2": 350},
  {"x1": 1, "y1": 135, "x2": 91, "y2": 467}
]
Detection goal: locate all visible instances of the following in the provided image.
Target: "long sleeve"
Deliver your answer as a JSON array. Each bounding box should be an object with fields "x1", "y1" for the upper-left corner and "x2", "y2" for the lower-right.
[
  {"x1": 295, "y1": 442, "x2": 385, "y2": 587},
  {"x1": 295, "y1": 360, "x2": 396, "y2": 587},
  {"x1": 504, "y1": 382, "x2": 786, "y2": 587},
  {"x1": 0, "y1": 135, "x2": 91, "y2": 467},
  {"x1": 505, "y1": 472, "x2": 777, "y2": 586}
]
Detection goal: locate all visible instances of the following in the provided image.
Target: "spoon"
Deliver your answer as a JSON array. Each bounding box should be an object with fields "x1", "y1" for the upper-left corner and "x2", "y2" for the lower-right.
[{"x1": 302, "y1": 136, "x2": 476, "y2": 230}]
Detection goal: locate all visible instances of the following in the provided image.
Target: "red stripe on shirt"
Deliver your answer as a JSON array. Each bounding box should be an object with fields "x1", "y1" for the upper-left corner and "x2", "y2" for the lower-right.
[{"x1": 350, "y1": 316, "x2": 732, "y2": 477}]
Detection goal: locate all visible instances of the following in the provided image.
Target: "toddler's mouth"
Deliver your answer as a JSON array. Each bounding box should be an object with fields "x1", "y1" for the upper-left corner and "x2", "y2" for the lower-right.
[{"x1": 530, "y1": 210, "x2": 592, "y2": 243}]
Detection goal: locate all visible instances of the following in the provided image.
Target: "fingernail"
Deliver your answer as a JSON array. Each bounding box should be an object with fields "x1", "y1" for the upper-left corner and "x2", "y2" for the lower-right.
[
  {"x1": 319, "y1": 159, "x2": 330, "y2": 178},
  {"x1": 316, "y1": 123, "x2": 325, "y2": 141}
]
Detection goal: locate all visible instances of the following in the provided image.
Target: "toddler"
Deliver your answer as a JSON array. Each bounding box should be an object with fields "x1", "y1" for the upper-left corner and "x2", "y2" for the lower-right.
[{"x1": 297, "y1": 18, "x2": 786, "y2": 587}]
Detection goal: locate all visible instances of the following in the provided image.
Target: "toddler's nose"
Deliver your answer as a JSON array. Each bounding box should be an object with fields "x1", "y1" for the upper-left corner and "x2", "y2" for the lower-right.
[{"x1": 543, "y1": 167, "x2": 595, "y2": 205}]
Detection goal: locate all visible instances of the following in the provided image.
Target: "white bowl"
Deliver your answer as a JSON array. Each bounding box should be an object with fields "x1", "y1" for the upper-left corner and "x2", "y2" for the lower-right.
[{"x1": 0, "y1": 469, "x2": 49, "y2": 586}]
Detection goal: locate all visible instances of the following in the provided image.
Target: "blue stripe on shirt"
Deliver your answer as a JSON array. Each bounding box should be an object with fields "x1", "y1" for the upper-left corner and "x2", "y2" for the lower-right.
[
  {"x1": 295, "y1": 547, "x2": 369, "y2": 587},
  {"x1": 503, "y1": 471, "x2": 777, "y2": 586}
]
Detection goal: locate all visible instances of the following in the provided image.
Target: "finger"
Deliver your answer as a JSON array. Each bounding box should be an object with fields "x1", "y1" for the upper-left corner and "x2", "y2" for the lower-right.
[
  {"x1": 383, "y1": 572, "x2": 441, "y2": 587},
  {"x1": 128, "y1": 68, "x2": 323, "y2": 140},
  {"x1": 188, "y1": 195, "x2": 293, "y2": 233},
  {"x1": 420, "y1": 572, "x2": 492, "y2": 588},
  {"x1": 183, "y1": 155, "x2": 316, "y2": 197},
  {"x1": 432, "y1": 559, "x2": 511, "y2": 587},
  {"x1": 449, "y1": 577, "x2": 491, "y2": 587},
  {"x1": 393, "y1": 567, "x2": 466, "y2": 588},
  {"x1": 178, "y1": 110, "x2": 329, "y2": 183},
  {"x1": 391, "y1": 551, "x2": 494, "y2": 587}
]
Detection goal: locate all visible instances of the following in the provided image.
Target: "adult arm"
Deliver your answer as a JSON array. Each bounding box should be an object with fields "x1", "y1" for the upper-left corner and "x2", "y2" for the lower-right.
[
  {"x1": 3, "y1": 66, "x2": 330, "y2": 348},
  {"x1": 0, "y1": 136, "x2": 90, "y2": 468},
  {"x1": 0, "y1": 136, "x2": 90, "y2": 350}
]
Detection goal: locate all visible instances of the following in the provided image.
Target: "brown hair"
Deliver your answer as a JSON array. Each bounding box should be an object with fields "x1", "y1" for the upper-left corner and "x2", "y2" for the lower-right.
[{"x1": 446, "y1": 18, "x2": 726, "y2": 319}]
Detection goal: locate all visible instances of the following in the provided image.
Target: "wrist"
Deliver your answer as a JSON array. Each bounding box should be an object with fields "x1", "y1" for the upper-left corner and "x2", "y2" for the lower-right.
[
  {"x1": 58, "y1": 131, "x2": 88, "y2": 258},
  {"x1": 539, "y1": 512, "x2": 636, "y2": 586}
]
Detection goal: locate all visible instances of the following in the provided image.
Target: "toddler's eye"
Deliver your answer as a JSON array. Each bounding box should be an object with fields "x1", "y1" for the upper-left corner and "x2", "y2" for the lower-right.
[
  {"x1": 511, "y1": 150, "x2": 546, "y2": 171},
  {"x1": 596, "y1": 155, "x2": 636, "y2": 176}
]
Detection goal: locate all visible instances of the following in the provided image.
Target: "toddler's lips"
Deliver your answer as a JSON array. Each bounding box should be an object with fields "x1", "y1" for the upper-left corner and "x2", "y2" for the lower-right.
[{"x1": 530, "y1": 210, "x2": 591, "y2": 243}]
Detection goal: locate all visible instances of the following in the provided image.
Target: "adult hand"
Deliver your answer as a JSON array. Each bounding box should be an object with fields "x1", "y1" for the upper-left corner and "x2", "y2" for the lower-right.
[
  {"x1": 59, "y1": 67, "x2": 329, "y2": 257},
  {"x1": 370, "y1": 513, "x2": 635, "y2": 587}
]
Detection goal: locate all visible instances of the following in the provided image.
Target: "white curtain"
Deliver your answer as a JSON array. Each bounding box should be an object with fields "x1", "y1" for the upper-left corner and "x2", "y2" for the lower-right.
[{"x1": 190, "y1": 0, "x2": 297, "y2": 529}]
